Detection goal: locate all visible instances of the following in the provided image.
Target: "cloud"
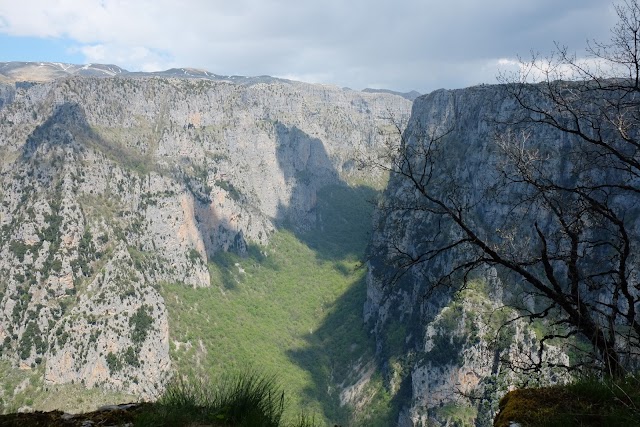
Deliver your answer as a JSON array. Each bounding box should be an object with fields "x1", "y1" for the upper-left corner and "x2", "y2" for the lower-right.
[
  {"x1": 74, "y1": 43, "x2": 173, "y2": 72},
  {"x1": 0, "y1": 0, "x2": 620, "y2": 92}
]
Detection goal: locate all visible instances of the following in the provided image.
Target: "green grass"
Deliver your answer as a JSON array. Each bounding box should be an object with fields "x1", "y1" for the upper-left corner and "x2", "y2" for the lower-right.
[
  {"x1": 162, "y1": 231, "x2": 370, "y2": 424},
  {"x1": 134, "y1": 372, "x2": 303, "y2": 427},
  {"x1": 161, "y1": 183, "x2": 385, "y2": 425}
]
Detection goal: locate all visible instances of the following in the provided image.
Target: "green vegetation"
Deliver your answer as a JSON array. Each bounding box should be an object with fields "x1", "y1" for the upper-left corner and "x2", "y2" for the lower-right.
[
  {"x1": 0, "y1": 372, "x2": 322, "y2": 426},
  {"x1": 18, "y1": 321, "x2": 46, "y2": 361},
  {"x1": 0, "y1": 361, "x2": 135, "y2": 414},
  {"x1": 72, "y1": 229, "x2": 96, "y2": 277},
  {"x1": 106, "y1": 351, "x2": 122, "y2": 373},
  {"x1": 86, "y1": 126, "x2": 158, "y2": 176},
  {"x1": 8, "y1": 240, "x2": 34, "y2": 263},
  {"x1": 495, "y1": 376, "x2": 640, "y2": 426},
  {"x1": 134, "y1": 372, "x2": 321, "y2": 427},
  {"x1": 105, "y1": 305, "x2": 154, "y2": 374},
  {"x1": 162, "y1": 183, "x2": 391, "y2": 425},
  {"x1": 0, "y1": 361, "x2": 45, "y2": 413},
  {"x1": 163, "y1": 230, "x2": 367, "y2": 424},
  {"x1": 187, "y1": 248, "x2": 202, "y2": 264},
  {"x1": 295, "y1": 184, "x2": 378, "y2": 260},
  {"x1": 435, "y1": 403, "x2": 478, "y2": 426},
  {"x1": 214, "y1": 178, "x2": 242, "y2": 201},
  {"x1": 129, "y1": 305, "x2": 153, "y2": 344}
]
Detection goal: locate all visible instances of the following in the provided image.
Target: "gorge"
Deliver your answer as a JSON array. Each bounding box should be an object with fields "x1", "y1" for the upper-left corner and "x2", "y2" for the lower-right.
[{"x1": 0, "y1": 61, "x2": 635, "y2": 426}]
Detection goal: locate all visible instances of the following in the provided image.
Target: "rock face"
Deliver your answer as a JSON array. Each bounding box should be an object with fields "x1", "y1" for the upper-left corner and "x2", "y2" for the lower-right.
[
  {"x1": 366, "y1": 86, "x2": 575, "y2": 426},
  {"x1": 0, "y1": 64, "x2": 412, "y2": 399},
  {"x1": 2, "y1": 62, "x2": 602, "y2": 425}
]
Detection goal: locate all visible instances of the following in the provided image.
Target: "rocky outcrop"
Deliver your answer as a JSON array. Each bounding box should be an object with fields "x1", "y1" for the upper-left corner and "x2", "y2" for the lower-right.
[
  {"x1": 3, "y1": 62, "x2": 595, "y2": 424},
  {"x1": 0, "y1": 68, "x2": 412, "y2": 399},
  {"x1": 366, "y1": 86, "x2": 574, "y2": 426}
]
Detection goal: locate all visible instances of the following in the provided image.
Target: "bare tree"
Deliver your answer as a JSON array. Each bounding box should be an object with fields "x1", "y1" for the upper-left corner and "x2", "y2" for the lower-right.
[{"x1": 378, "y1": 0, "x2": 640, "y2": 379}]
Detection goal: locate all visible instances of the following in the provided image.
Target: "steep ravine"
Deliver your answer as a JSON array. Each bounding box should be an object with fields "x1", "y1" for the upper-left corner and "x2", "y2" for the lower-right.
[
  {"x1": 366, "y1": 86, "x2": 577, "y2": 426},
  {"x1": 0, "y1": 67, "x2": 600, "y2": 427},
  {"x1": 0, "y1": 69, "x2": 411, "y2": 419}
]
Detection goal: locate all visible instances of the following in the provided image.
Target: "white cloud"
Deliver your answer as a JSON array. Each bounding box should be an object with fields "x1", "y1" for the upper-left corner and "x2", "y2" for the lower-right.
[
  {"x1": 497, "y1": 58, "x2": 519, "y2": 67},
  {"x1": 0, "y1": 0, "x2": 620, "y2": 92},
  {"x1": 76, "y1": 43, "x2": 174, "y2": 71},
  {"x1": 491, "y1": 55, "x2": 625, "y2": 84}
]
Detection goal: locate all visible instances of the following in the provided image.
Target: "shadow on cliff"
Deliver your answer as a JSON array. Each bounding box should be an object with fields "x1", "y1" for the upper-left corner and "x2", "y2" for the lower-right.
[
  {"x1": 22, "y1": 102, "x2": 89, "y2": 161},
  {"x1": 286, "y1": 273, "x2": 409, "y2": 426},
  {"x1": 274, "y1": 122, "x2": 378, "y2": 262},
  {"x1": 22, "y1": 102, "x2": 156, "y2": 176},
  {"x1": 273, "y1": 123, "x2": 407, "y2": 424},
  {"x1": 22, "y1": 102, "x2": 253, "y2": 291}
]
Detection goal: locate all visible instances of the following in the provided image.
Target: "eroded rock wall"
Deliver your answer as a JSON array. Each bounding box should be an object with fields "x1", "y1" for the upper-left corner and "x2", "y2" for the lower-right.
[
  {"x1": 366, "y1": 86, "x2": 574, "y2": 426},
  {"x1": 0, "y1": 75, "x2": 411, "y2": 398}
]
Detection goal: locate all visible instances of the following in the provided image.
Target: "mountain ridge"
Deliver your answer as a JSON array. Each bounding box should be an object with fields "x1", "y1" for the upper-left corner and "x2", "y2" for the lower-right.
[
  {"x1": 1, "y1": 59, "x2": 610, "y2": 427},
  {"x1": 0, "y1": 61, "x2": 419, "y2": 98},
  {"x1": 0, "y1": 70, "x2": 412, "y2": 423}
]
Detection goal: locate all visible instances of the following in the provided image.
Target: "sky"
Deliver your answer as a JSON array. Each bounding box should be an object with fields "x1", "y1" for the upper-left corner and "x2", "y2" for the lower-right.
[{"x1": 0, "y1": 0, "x2": 619, "y2": 93}]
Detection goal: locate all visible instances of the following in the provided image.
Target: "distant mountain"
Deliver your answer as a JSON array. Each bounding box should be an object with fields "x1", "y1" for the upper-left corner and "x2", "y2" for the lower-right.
[
  {"x1": 362, "y1": 87, "x2": 421, "y2": 101},
  {"x1": 0, "y1": 62, "x2": 417, "y2": 99},
  {"x1": 0, "y1": 61, "x2": 292, "y2": 86},
  {"x1": 0, "y1": 61, "x2": 126, "y2": 82},
  {"x1": 124, "y1": 68, "x2": 292, "y2": 85}
]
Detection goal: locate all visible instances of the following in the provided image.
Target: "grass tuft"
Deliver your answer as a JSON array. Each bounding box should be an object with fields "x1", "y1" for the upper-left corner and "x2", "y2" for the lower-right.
[{"x1": 134, "y1": 371, "x2": 323, "y2": 427}]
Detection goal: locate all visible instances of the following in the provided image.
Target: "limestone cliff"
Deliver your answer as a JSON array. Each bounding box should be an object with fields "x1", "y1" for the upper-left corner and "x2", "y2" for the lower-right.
[
  {"x1": 366, "y1": 86, "x2": 577, "y2": 426},
  {"x1": 0, "y1": 64, "x2": 412, "y2": 401},
  {"x1": 1, "y1": 62, "x2": 593, "y2": 425}
]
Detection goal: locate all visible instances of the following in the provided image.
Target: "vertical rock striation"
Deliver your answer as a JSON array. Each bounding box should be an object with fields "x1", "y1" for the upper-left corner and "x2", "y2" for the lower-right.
[
  {"x1": 0, "y1": 69, "x2": 412, "y2": 399},
  {"x1": 366, "y1": 86, "x2": 576, "y2": 426}
]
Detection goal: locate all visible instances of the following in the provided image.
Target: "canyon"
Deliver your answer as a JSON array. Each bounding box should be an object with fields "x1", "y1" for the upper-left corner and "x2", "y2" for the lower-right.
[{"x1": 0, "y1": 62, "x2": 611, "y2": 426}]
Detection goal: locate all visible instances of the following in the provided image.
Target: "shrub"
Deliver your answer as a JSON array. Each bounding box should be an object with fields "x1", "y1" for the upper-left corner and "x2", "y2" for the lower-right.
[
  {"x1": 134, "y1": 371, "x2": 323, "y2": 427},
  {"x1": 129, "y1": 305, "x2": 153, "y2": 344},
  {"x1": 106, "y1": 352, "x2": 122, "y2": 373}
]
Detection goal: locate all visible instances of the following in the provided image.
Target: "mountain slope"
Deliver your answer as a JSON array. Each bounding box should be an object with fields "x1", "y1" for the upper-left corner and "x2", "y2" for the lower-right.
[
  {"x1": 0, "y1": 69, "x2": 411, "y2": 418},
  {"x1": 366, "y1": 86, "x2": 585, "y2": 426}
]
